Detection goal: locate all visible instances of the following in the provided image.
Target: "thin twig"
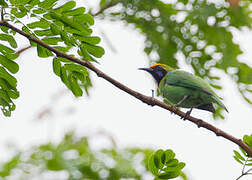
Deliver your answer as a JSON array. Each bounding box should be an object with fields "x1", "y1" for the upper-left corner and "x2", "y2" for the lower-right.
[
  {"x1": 99, "y1": 28, "x2": 117, "y2": 53},
  {"x1": 236, "y1": 173, "x2": 243, "y2": 180},
  {"x1": 93, "y1": 1, "x2": 119, "y2": 16},
  {"x1": 236, "y1": 158, "x2": 252, "y2": 180},
  {"x1": 239, "y1": 169, "x2": 252, "y2": 180},
  {"x1": 1, "y1": 20, "x2": 252, "y2": 157},
  {"x1": 247, "y1": 168, "x2": 252, "y2": 173},
  {"x1": 16, "y1": 45, "x2": 32, "y2": 54},
  {"x1": 242, "y1": 157, "x2": 249, "y2": 173}
]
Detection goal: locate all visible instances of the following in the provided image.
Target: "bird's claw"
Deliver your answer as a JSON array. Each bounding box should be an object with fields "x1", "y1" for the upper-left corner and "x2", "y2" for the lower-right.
[
  {"x1": 173, "y1": 106, "x2": 180, "y2": 114},
  {"x1": 181, "y1": 108, "x2": 192, "y2": 120}
]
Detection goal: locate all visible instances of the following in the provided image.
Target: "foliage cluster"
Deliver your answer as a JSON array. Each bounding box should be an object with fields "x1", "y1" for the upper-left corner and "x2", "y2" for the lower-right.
[
  {"x1": 0, "y1": 0, "x2": 105, "y2": 116},
  {"x1": 0, "y1": 132, "x2": 154, "y2": 179},
  {"x1": 0, "y1": 0, "x2": 251, "y2": 179},
  {"x1": 98, "y1": 0, "x2": 252, "y2": 119}
]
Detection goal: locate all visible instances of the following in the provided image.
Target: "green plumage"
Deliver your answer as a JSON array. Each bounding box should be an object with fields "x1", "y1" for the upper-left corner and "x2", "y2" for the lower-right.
[
  {"x1": 139, "y1": 64, "x2": 228, "y2": 114},
  {"x1": 159, "y1": 70, "x2": 228, "y2": 112}
]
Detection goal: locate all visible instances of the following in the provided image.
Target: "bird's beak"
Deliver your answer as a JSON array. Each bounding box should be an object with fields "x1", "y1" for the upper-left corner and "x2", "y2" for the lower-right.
[{"x1": 138, "y1": 67, "x2": 153, "y2": 73}]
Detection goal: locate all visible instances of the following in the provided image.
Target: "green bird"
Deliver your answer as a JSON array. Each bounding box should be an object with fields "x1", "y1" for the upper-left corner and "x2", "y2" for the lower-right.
[{"x1": 139, "y1": 63, "x2": 228, "y2": 115}]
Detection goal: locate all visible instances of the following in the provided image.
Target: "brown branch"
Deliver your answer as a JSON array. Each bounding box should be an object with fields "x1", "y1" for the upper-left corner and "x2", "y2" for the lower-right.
[
  {"x1": 93, "y1": 1, "x2": 119, "y2": 16},
  {"x1": 16, "y1": 45, "x2": 32, "y2": 55},
  {"x1": 227, "y1": 0, "x2": 240, "y2": 8},
  {"x1": 1, "y1": 20, "x2": 252, "y2": 156}
]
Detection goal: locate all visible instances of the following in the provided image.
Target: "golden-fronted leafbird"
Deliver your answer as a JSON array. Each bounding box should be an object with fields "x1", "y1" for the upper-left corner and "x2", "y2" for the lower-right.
[{"x1": 139, "y1": 63, "x2": 228, "y2": 115}]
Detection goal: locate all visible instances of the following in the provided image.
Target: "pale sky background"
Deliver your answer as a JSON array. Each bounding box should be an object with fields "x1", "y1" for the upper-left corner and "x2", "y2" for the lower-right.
[{"x1": 0, "y1": 0, "x2": 251, "y2": 180}]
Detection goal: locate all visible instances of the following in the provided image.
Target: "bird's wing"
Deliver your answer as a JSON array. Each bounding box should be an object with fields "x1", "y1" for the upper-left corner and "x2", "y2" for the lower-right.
[
  {"x1": 164, "y1": 70, "x2": 215, "y2": 96},
  {"x1": 164, "y1": 70, "x2": 228, "y2": 112}
]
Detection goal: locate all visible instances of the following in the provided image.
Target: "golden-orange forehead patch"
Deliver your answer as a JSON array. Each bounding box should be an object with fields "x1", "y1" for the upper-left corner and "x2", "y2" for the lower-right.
[{"x1": 150, "y1": 63, "x2": 162, "y2": 68}]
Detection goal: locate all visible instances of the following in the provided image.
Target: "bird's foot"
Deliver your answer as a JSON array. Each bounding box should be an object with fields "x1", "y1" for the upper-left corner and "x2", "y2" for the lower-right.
[
  {"x1": 151, "y1": 89, "x2": 154, "y2": 98},
  {"x1": 181, "y1": 108, "x2": 193, "y2": 120},
  {"x1": 173, "y1": 106, "x2": 180, "y2": 114}
]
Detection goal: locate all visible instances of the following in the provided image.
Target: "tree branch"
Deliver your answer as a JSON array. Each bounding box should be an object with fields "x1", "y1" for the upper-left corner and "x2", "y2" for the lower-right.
[
  {"x1": 1, "y1": 20, "x2": 252, "y2": 156},
  {"x1": 93, "y1": 1, "x2": 119, "y2": 16},
  {"x1": 16, "y1": 45, "x2": 32, "y2": 55}
]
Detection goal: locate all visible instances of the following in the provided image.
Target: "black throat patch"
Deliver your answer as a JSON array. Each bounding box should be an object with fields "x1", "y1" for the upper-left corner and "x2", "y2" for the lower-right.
[{"x1": 151, "y1": 66, "x2": 167, "y2": 84}]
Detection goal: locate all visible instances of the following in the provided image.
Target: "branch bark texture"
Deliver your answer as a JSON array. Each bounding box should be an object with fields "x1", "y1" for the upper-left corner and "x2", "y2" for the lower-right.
[{"x1": 1, "y1": 20, "x2": 252, "y2": 156}]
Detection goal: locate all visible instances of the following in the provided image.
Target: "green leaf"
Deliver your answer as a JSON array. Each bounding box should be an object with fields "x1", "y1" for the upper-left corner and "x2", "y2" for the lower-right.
[
  {"x1": 69, "y1": 74, "x2": 83, "y2": 97},
  {"x1": 79, "y1": 46, "x2": 97, "y2": 62},
  {"x1": 43, "y1": 12, "x2": 54, "y2": 20},
  {"x1": 22, "y1": 26, "x2": 32, "y2": 35},
  {"x1": 0, "y1": 67, "x2": 17, "y2": 88},
  {"x1": 60, "y1": 66, "x2": 70, "y2": 89},
  {"x1": 74, "y1": 35, "x2": 101, "y2": 44},
  {"x1": 27, "y1": 19, "x2": 51, "y2": 29},
  {"x1": 0, "y1": 78, "x2": 10, "y2": 91},
  {"x1": 28, "y1": 0, "x2": 40, "y2": 6},
  {"x1": 54, "y1": 57, "x2": 71, "y2": 63},
  {"x1": 0, "y1": 154, "x2": 20, "y2": 176},
  {"x1": 0, "y1": 44, "x2": 15, "y2": 54},
  {"x1": 0, "y1": 55, "x2": 19, "y2": 74},
  {"x1": 54, "y1": 46, "x2": 71, "y2": 53},
  {"x1": 166, "y1": 159, "x2": 179, "y2": 167},
  {"x1": 148, "y1": 153, "x2": 159, "y2": 176},
  {"x1": 154, "y1": 149, "x2": 164, "y2": 169},
  {"x1": 210, "y1": 83, "x2": 222, "y2": 90},
  {"x1": 234, "y1": 150, "x2": 245, "y2": 161},
  {"x1": 52, "y1": 58, "x2": 61, "y2": 76},
  {"x1": 0, "y1": 0, "x2": 8, "y2": 7},
  {"x1": 64, "y1": 64, "x2": 86, "y2": 73},
  {"x1": 0, "y1": 78, "x2": 18, "y2": 95},
  {"x1": 99, "y1": 0, "x2": 108, "y2": 7},
  {"x1": 11, "y1": 7, "x2": 27, "y2": 18},
  {"x1": 158, "y1": 171, "x2": 181, "y2": 179},
  {"x1": 64, "y1": 7, "x2": 86, "y2": 16},
  {"x1": 82, "y1": 43, "x2": 105, "y2": 58},
  {"x1": 239, "y1": 147, "x2": 247, "y2": 157},
  {"x1": 162, "y1": 149, "x2": 175, "y2": 164},
  {"x1": 0, "y1": 26, "x2": 9, "y2": 33},
  {"x1": 37, "y1": 44, "x2": 53, "y2": 58},
  {"x1": 34, "y1": 29, "x2": 54, "y2": 36},
  {"x1": 64, "y1": 26, "x2": 91, "y2": 36},
  {"x1": 54, "y1": 1, "x2": 76, "y2": 12},
  {"x1": 238, "y1": 63, "x2": 252, "y2": 84},
  {"x1": 50, "y1": 24, "x2": 61, "y2": 35},
  {"x1": 60, "y1": 31, "x2": 75, "y2": 46},
  {"x1": 164, "y1": 162, "x2": 185, "y2": 172},
  {"x1": 42, "y1": 37, "x2": 62, "y2": 45},
  {"x1": 0, "y1": 34, "x2": 17, "y2": 48},
  {"x1": 0, "y1": 89, "x2": 11, "y2": 103},
  {"x1": 244, "y1": 135, "x2": 252, "y2": 148},
  {"x1": 38, "y1": 0, "x2": 57, "y2": 9},
  {"x1": 233, "y1": 156, "x2": 244, "y2": 165},
  {"x1": 32, "y1": 9, "x2": 46, "y2": 14},
  {"x1": 10, "y1": 0, "x2": 31, "y2": 4},
  {"x1": 73, "y1": 14, "x2": 94, "y2": 25},
  {"x1": 50, "y1": 13, "x2": 88, "y2": 32},
  {"x1": 7, "y1": 89, "x2": 19, "y2": 99},
  {"x1": 72, "y1": 71, "x2": 85, "y2": 82}
]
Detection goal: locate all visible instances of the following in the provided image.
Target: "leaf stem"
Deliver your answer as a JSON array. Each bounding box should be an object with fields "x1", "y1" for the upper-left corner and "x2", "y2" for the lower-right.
[{"x1": 93, "y1": 1, "x2": 119, "y2": 16}]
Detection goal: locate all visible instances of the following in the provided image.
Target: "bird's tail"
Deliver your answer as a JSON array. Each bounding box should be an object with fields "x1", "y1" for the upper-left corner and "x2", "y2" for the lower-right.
[{"x1": 212, "y1": 95, "x2": 228, "y2": 112}]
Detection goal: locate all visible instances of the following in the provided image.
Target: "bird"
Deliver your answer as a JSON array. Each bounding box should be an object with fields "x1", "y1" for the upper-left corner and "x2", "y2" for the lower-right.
[{"x1": 139, "y1": 63, "x2": 228, "y2": 116}]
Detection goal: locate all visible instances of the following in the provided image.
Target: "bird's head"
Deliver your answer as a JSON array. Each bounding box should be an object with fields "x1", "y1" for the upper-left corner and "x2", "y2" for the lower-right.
[{"x1": 139, "y1": 63, "x2": 174, "y2": 84}]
